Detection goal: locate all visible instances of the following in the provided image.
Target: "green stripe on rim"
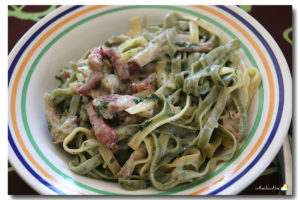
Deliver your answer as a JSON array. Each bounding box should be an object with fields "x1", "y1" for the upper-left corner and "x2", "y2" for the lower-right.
[{"x1": 20, "y1": 5, "x2": 264, "y2": 195}]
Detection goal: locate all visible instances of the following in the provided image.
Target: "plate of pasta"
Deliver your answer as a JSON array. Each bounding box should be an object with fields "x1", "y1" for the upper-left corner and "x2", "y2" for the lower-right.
[{"x1": 8, "y1": 5, "x2": 292, "y2": 195}]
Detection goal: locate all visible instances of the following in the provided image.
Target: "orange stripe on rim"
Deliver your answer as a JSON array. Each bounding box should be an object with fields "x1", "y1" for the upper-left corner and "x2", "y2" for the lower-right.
[
  {"x1": 10, "y1": 5, "x2": 106, "y2": 195},
  {"x1": 190, "y1": 5, "x2": 275, "y2": 195}
]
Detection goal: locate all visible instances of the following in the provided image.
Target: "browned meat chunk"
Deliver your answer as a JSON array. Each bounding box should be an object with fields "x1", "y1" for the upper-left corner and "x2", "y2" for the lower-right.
[
  {"x1": 117, "y1": 144, "x2": 147, "y2": 178},
  {"x1": 44, "y1": 93, "x2": 78, "y2": 144},
  {"x1": 86, "y1": 103, "x2": 118, "y2": 149}
]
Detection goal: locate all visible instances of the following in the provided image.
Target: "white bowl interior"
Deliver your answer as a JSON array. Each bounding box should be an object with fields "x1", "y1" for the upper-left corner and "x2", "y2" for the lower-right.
[{"x1": 15, "y1": 6, "x2": 265, "y2": 194}]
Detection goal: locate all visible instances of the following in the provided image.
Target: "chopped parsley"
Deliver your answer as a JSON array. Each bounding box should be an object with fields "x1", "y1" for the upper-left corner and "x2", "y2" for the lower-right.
[
  {"x1": 136, "y1": 124, "x2": 144, "y2": 131},
  {"x1": 149, "y1": 94, "x2": 160, "y2": 101},
  {"x1": 144, "y1": 120, "x2": 152, "y2": 127},
  {"x1": 104, "y1": 41, "x2": 110, "y2": 46},
  {"x1": 133, "y1": 99, "x2": 140, "y2": 104},
  {"x1": 98, "y1": 101, "x2": 109, "y2": 109},
  {"x1": 175, "y1": 42, "x2": 187, "y2": 47},
  {"x1": 190, "y1": 43, "x2": 198, "y2": 46},
  {"x1": 175, "y1": 42, "x2": 198, "y2": 48},
  {"x1": 109, "y1": 157, "x2": 115, "y2": 163},
  {"x1": 95, "y1": 101, "x2": 109, "y2": 117},
  {"x1": 55, "y1": 75, "x2": 64, "y2": 87},
  {"x1": 136, "y1": 120, "x2": 152, "y2": 132},
  {"x1": 133, "y1": 94, "x2": 160, "y2": 104}
]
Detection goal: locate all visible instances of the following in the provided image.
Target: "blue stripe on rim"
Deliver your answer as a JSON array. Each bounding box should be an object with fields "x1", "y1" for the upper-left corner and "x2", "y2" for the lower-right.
[
  {"x1": 208, "y1": 6, "x2": 285, "y2": 194},
  {"x1": 8, "y1": 5, "x2": 83, "y2": 194},
  {"x1": 7, "y1": 5, "x2": 286, "y2": 194},
  {"x1": 8, "y1": 128, "x2": 64, "y2": 194}
]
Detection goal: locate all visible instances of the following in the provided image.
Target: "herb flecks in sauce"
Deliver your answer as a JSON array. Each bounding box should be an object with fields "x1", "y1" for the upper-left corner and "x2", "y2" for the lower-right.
[
  {"x1": 96, "y1": 101, "x2": 109, "y2": 117},
  {"x1": 136, "y1": 120, "x2": 152, "y2": 132},
  {"x1": 133, "y1": 94, "x2": 160, "y2": 104}
]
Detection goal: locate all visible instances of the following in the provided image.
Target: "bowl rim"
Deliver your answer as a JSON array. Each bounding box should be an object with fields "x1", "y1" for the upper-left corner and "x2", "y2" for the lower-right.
[{"x1": 8, "y1": 5, "x2": 292, "y2": 195}]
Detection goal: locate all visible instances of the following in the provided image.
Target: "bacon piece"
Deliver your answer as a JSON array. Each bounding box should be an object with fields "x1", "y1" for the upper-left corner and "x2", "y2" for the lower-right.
[
  {"x1": 101, "y1": 47, "x2": 131, "y2": 82},
  {"x1": 128, "y1": 61, "x2": 142, "y2": 73},
  {"x1": 117, "y1": 144, "x2": 147, "y2": 178},
  {"x1": 76, "y1": 71, "x2": 102, "y2": 95},
  {"x1": 93, "y1": 94, "x2": 136, "y2": 113},
  {"x1": 88, "y1": 47, "x2": 104, "y2": 71},
  {"x1": 88, "y1": 46, "x2": 131, "y2": 82},
  {"x1": 86, "y1": 103, "x2": 118, "y2": 149},
  {"x1": 132, "y1": 85, "x2": 156, "y2": 98},
  {"x1": 130, "y1": 72, "x2": 157, "y2": 94}
]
